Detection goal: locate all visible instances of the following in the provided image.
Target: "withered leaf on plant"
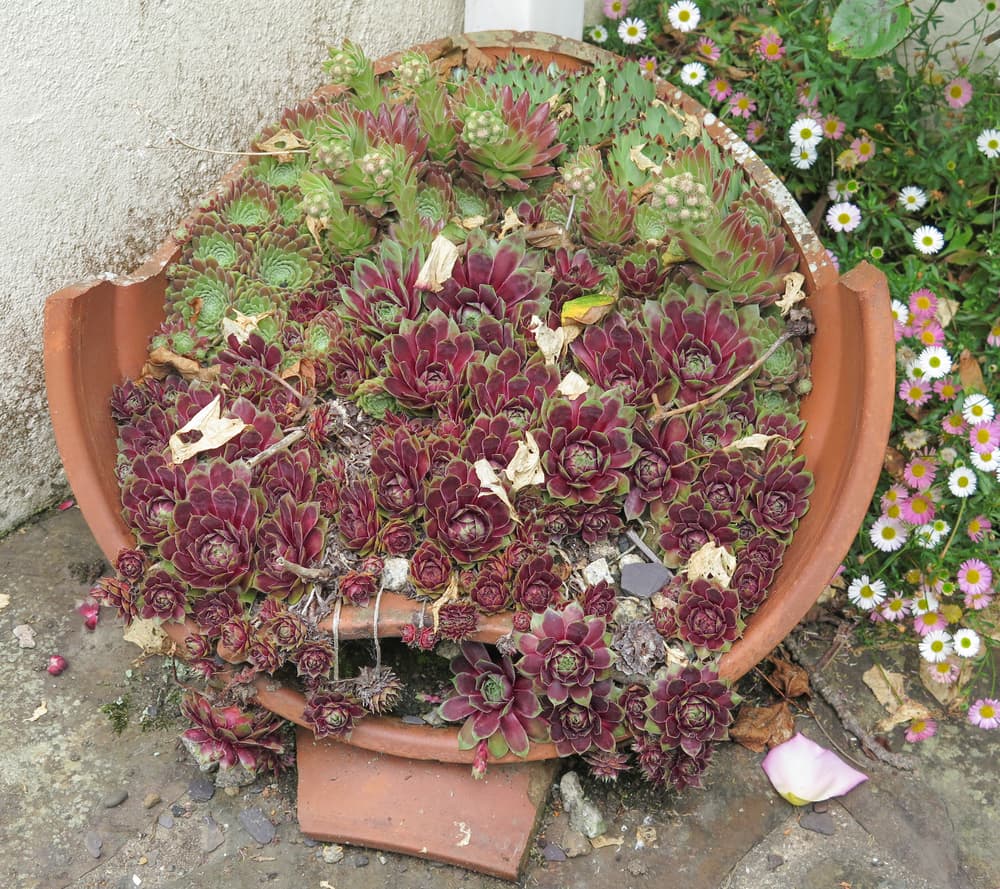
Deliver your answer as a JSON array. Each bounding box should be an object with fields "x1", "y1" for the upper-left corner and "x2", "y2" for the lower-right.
[
  {"x1": 473, "y1": 458, "x2": 518, "y2": 523},
  {"x1": 497, "y1": 206, "x2": 524, "y2": 239},
  {"x1": 561, "y1": 293, "x2": 616, "y2": 327},
  {"x1": 503, "y1": 432, "x2": 544, "y2": 494},
  {"x1": 862, "y1": 664, "x2": 934, "y2": 731},
  {"x1": 529, "y1": 315, "x2": 567, "y2": 365},
  {"x1": 958, "y1": 348, "x2": 986, "y2": 394},
  {"x1": 769, "y1": 656, "x2": 811, "y2": 698},
  {"x1": 918, "y1": 659, "x2": 972, "y2": 712},
  {"x1": 730, "y1": 701, "x2": 795, "y2": 753},
  {"x1": 143, "y1": 347, "x2": 219, "y2": 384},
  {"x1": 415, "y1": 234, "x2": 460, "y2": 292},
  {"x1": 684, "y1": 541, "x2": 737, "y2": 588},
  {"x1": 168, "y1": 394, "x2": 247, "y2": 464},
  {"x1": 883, "y1": 446, "x2": 907, "y2": 480},
  {"x1": 730, "y1": 433, "x2": 785, "y2": 451},
  {"x1": 775, "y1": 271, "x2": 806, "y2": 316},
  {"x1": 556, "y1": 371, "x2": 590, "y2": 399}
]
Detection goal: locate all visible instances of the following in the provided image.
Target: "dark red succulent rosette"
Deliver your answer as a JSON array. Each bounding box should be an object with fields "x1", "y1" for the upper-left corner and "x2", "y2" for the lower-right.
[
  {"x1": 516, "y1": 604, "x2": 613, "y2": 706},
  {"x1": 92, "y1": 576, "x2": 139, "y2": 625},
  {"x1": 302, "y1": 691, "x2": 366, "y2": 740},
  {"x1": 748, "y1": 442, "x2": 814, "y2": 540},
  {"x1": 180, "y1": 691, "x2": 287, "y2": 776},
  {"x1": 461, "y1": 414, "x2": 521, "y2": 472},
  {"x1": 676, "y1": 578, "x2": 743, "y2": 652},
  {"x1": 533, "y1": 391, "x2": 639, "y2": 506},
  {"x1": 383, "y1": 310, "x2": 478, "y2": 412},
  {"x1": 512, "y1": 554, "x2": 563, "y2": 613},
  {"x1": 581, "y1": 580, "x2": 617, "y2": 619},
  {"x1": 253, "y1": 494, "x2": 327, "y2": 602},
  {"x1": 115, "y1": 547, "x2": 147, "y2": 582},
  {"x1": 138, "y1": 566, "x2": 187, "y2": 622},
  {"x1": 439, "y1": 642, "x2": 548, "y2": 757},
  {"x1": 657, "y1": 492, "x2": 739, "y2": 563},
  {"x1": 647, "y1": 666, "x2": 737, "y2": 758},
  {"x1": 437, "y1": 603, "x2": 480, "y2": 642},
  {"x1": 617, "y1": 252, "x2": 670, "y2": 299},
  {"x1": 339, "y1": 569, "x2": 378, "y2": 606},
  {"x1": 570, "y1": 315, "x2": 665, "y2": 408},
  {"x1": 624, "y1": 416, "x2": 696, "y2": 521},
  {"x1": 469, "y1": 568, "x2": 512, "y2": 614},
  {"x1": 547, "y1": 247, "x2": 604, "y2": 308},
  {"x1": 121, "y1": 454, "x2": 188, "y2": 546},
  {"x1": 698, "y1": 451, "x2": 751, "y2": 516},
  {"x1": 336, "y1": 479, "x2": 381, "y2": 553},
  {"x1": 294, "y1": 639, "x2": 336, "y2": 683},
  {"x1": 376, "y1": 518, "x2": 417, "y2": 555},
  {"x1": 467, "y1": 348, "x2": 560, "y2": 431},
  {"x1": 248, "y1": 634, "x2": 284, "y2": 673},
  {"x1": 256, "y1": 448, "x2": 317, "y2": 510},
  {"x1": 543, "y1": 686, "x2": 625, "y2": 757},
  {"x1": 425, "y1": 459, "x2": 514, "y2": 564},
  {"x1": 369, "y1": 425, "x2": 430, "y2": 518},
  {"x1": 158, "y1": 460, "x2": 261, "y2": 593},
  {"x1": 409, "y1": 539, "x2": 454, "y2": 595}
]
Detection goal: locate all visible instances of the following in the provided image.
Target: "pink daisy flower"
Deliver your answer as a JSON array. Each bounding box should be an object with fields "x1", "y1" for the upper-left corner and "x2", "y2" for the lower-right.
[
  {"x1": 933, "y1": 377, "x2": 960, "y2": 401},
  {"x1": 826, "y1": 249, "x2": 840, "y2": 271},
  {"x1": 797, "y1": 82, "x2": 819, "y2": 108},
  {"x1": 821, "y1": 114, "x2": 845, "y2": 140},
  {"x1": 708, "y1": 77, "x2": 732, "y2": 101},
  {"x1": 637, "y1": 56, "x2": 657, "y2": 77},
  {"x1": 729, "y1": 92, "x2": 756, "y2": 118},
  {"x1": 968, "y1": 698, "x2": 1000, "y2": 730},
  {"x1": 900, "y1": 491, "x2": 935, "y2": 525},
  {"x1": 914, "y1": 320, "x2": 945, "y2": 348},
  {"x1": 898, "y1": 378, "x2": 931, "y2": 407},
  {"x1": 957, "y1": 559, "x2": 993, "y2": 596},
  {"x1": 988, "y1": 318, "x2": 1000, "y2": 347},
  {"x1": 909, "y1": 288, "x2": 937, "y2": 318},
  {"x1": 941, "y1": 412, "x2": 966, "y2": 436},
  {"x1": 850, "y1": 135, "x2": 876, "y2": 163},
  {"x1": 903, "y1": 456, "x2": 936, "y2": 490},
  {"x1": 964, "y1": 588, "x2": 994, "y2": 610},
  {"x1": 696, "y1": 37, "x2": 721, "y2": 62},
  {"x1": 904, "y1": 718, "x2": 937, "y2": 743},
  {"x1": 880, "y1": 484, "x2": 908, "y2": 510},
  {"x1": 966, "y1": 514, "x2": 991, "y2": 542},
  {"x1": 926, "y1": 659, "x2": 960, "y2": 684},
  {"x1": 880, "y1": 594, "x2": 909, "y2": 622},
  {"x1": 603, "y1": 0, "x2": 629, "y2": 19},
  {"x1": 913, "y1": 610, "x2": 948, "y2": 636},
  {"x1": 944, "y1": 77, "x2": 973, "y2": 109},
  {"x1": 757, "y1": 30, "x2": 785, "y2": 61},
  {"x1": 969, "y1": 420, "x2": 1000, "y2": 453}
]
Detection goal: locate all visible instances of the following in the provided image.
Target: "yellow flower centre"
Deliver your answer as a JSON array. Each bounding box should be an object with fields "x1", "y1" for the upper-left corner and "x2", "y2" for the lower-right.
[
  {"x1": 679, "y1": 9, "x2": 690, "y2": 20},
  {"x1": 966, "y1": 569, "x2": 980, "y2": 584},
  {"x1": 912, "y1": 464, "x2": 926, "y2": 478},
  {"x1": 881, "y1": 527, "x2": 897, "y2": 540},
  {"x1": 981, "y1": 705, "x2": 996, "y2": 719},
  {"x1": 886, "y1": 504, "x2": 901, "y2": 519},
  {"x1": 931, "y1": 640, "x2": 944, "y2": 652},
  {"x1": 911, "y1": 497, "x2": 929, "y2": 515},
  {"x1": 920, "y1": 330, "x2": 936, "y2": 345}
]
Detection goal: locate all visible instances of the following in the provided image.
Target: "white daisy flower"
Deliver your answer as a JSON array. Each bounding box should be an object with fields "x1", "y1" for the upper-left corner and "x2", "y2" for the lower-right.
[
  {"x1": 790, "y1": 145, "x2": 818, "y2": 170},
  {"x1": 826, "y1": 201, "x2": 862, "y2": 233},
  {"x1": 913, "y1": 225, "x2": 945, "y2": 255},
  {"x1": 919, "y1": 629, "x2": 953, "y2": 663},
  {"x1": 913, "y1": 523, "x2": 945, "y2": 549},
  {"x1": 977, "y1": 128, "x2": 1000, "y2": 159},
  {"x1": 911, "y1": 591, "x2": 939, "y2": 615},
  {"x1": 970, "y1": 448, "x2": 999, "y2": 472},
  {"x1": 679, "y1": 62, "x2": 707, "y2": 86},
  {"x1": 953, "y1": 628, "x2": 981, "y2": 658},
  {"x1": 789, "y1": 117, "x2": 823, "y2": 149},
  {"x1": 903, "y1": 357, "x2": 925, "y2": 380},
  {"x1": 869, "y1": 516, "x2": 907, "y2": 552},
  {"x1": 667, "y1": 0, "x2": 701, "y2": 32},
  {"x1": 847, "y1": 575, "x2": 887, "y2": 610},
  {"x1": 948, "y1": 466, "x2": 977, "y2": 497},
  {"x1": 890, "y1": 299, "x2": 910, "y2": 325},
  {"x1": 898, "y1": 186, "x2": 928, "y2": 212},
  {"x1": 589, "y1": 25, "x2": 609, "y2": 43},
  {"x1": 916, "y1": 346, "x2": 952, "y2": 380},
  {"x1": 618, "y1": 17, "x2": 648, "y2": 44},
  {"x1": 962, "y1": 393, "x2": 995, "y2": 425}
]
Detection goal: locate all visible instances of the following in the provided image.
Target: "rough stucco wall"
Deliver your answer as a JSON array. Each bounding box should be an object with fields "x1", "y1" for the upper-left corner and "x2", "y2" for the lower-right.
[{"x1": 0, "y1": 0, "x2": 463, "y2": 536}]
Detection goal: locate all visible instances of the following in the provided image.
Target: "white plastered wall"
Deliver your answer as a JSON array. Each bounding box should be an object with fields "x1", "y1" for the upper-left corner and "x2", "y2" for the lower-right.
[{"x1": 0, "y1": 0, "x2": 462, "y2": 535}]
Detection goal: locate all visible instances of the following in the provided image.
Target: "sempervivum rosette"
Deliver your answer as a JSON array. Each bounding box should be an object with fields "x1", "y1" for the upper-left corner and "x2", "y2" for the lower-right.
[
  {"x1": 467, "y1": 348, "x2": 560, "y2": 431},
  {"x1": 675, "y1": 578, "x2": 744, "y2": 653},
  {"x1": 748, "y1": 442, "x2": 814, "y2": 540},
  {"x1": 425, "y1": 459, "x2": 514, "y2": 564},
  {"x1": 302, "y1": 690, "x2": 366, "y2": 739},
  {"x1": 625, "y1": 416, "x2": 696, "y2": 521},
  {"x1": 121, "y1": 454, "x2": 188, "y2": 546},
  {"x1": 158, "y1": 460, "x2": 261, "y2": 592},
  {"x1": 369, "y1": 425, "x2": 430, "y2": 518},
  {"x1": 253, "y1": 494, "x2": 327, "y2": 602},
  {"x1": 533, "y1": 390, "x2": 639, "y2": 505},
  {"x1": 383, "y1": 310, "x2": 478, "y2": 411},
  {"x1": 647, "y1": 665, "x2": 738, "y2": 757},
  {"x1": 181, "y1": 691, "x2": 288, "y2": 776},
  {"x1": 440, "y1": 642, "x2": 548, "y2": 758},
  {"x1": 570, "y1": 315, "x2": 665, "y2": 408},
  {"x1": 644, "y1": 288, "x2": 757, "y2": 406}
]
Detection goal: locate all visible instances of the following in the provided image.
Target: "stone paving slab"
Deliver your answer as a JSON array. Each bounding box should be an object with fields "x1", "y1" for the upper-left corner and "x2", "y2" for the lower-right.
[{"x1": 1, "y1": 508, "x2": 997, "y2": 889}]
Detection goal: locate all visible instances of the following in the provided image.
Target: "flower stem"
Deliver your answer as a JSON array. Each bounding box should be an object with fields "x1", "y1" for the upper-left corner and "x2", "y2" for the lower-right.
[{"x1": 938, "y1": 499, "x2": 966, "y2": 565}]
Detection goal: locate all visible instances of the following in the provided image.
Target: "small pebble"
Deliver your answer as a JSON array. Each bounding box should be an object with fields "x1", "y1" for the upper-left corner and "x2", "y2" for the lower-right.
[
  {"x1": 542, "y1": 843, "x2": 567, "y2": 862},
  {"x1": 188, "y1": 776, "x2": 215, "y2": 802},
  {"x1": 799, "y1": 811, "x2": 836, "y2": 836},
  {"x1": 302, "y1": 837, "x2": 319, "y2": 848},
  {"x1": 84, "y1": 831, "x2": 103, "y2": 859},
  {"x1": 143, "y1": 792, "x2": 161, "y2": 810},
  {"x1": 170, "y1": 804, "x2": 187, "y2": 817},
  {"x1": 322, "y1": 843, "x2": 344, "y2": 864},
  {"x1": 767, "y1": 853, "x2": 784, "y2": 871},
  {"x1": 378, "y1": 855, "x2": 387, "y2": 865},
  {"x1": 239, "y1": 807, "x2": 277, "y2": 845},
  {"x1": 812, "y1": 801, "x2": 829, "y2": 813},
  {"x1": 103, "y1": 789, "x2": 129, "y2": 808},
  {"x1": 157, "y1": 813, "x2": 174, "y2": 830},
  {"x1": 351, "y1": 853, "x2": 370, "y2": 868},
  {"x1": 138, "y1": 856, "x2": 148, "y2": 866},
  {"x1": 626, "y1": 860, "x2": 648, "y2": 876}
]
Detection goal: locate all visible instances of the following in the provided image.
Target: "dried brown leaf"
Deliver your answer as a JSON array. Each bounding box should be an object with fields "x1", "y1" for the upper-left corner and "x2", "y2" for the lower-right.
[
  {"x1": 25, "y1": 700, "x2": 48, "y2": 723},
  {"x1": 958, "y1": 349, "x2": 986, "y2": 394},
  {"x1": 776, "y1": 272, "x2": 806, "y2": 316},
  {"x1": 769, "y1": 656, "x2": 811, "y2": 698},
  {"x1": 590, "y1": 835, "x2": 624, "y2": 850},
  {"x1": 919, "y1": 658, "x2": 972, "y2": 711},
  {"x1": 143, "y1": 347, "x2": 219, "y2": 383},
  {"x1": 862, "y1": 664, "x2": 906, "y2": 710},
  {"x1": 935, "y1": 296, "x2": 959, "y2": 329},
  {"x1": 416, "y1": 235, "x2": 460, "y2": 292},
  {"x1": 529, "y1": 316, "x2": 567, "y2": 365},
  {"x1": 684, "y1": 541, "x2": 736, "y2": 587},
  {"x1": 875, "y1": 698, "x2": 934, "y2": 733},
  {"x1": 730, "y1": 433, "x2": 784, "y2": 451},
  {"x1": 168, "y1": 394, "x2": 247, "y2": 464},
  {"x1": 628, "y1": 143, "x2": 660, "y2": 173},
  {"x1": 474, "y1": 459, "x2": 519, "y2": 524},
  {"x1": 556, "y1": 371, "x2": 590, "y2": 399},
  {"x1": 730, "y1": 701, "x2": 795, "y2": 752},
  {"x1": 523, "y1": 222, "x2": 571, "y2": 250},
  {"x1": 465, "y1": 43, "x2": 495, "y2": 72},
  {"x1": 497, "y1": 206, "x2": 525, "y2": 240},
  {"x1": 883, "y1": 446, "x2": 906, "y2": 480},
  {"x1": 503, "y1": 432, "x2": 545, "y2": 494}
]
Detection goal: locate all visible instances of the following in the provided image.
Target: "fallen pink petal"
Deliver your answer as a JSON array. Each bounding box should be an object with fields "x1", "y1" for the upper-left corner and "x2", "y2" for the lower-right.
[
  {"x1": 77, "y1": 600, "x2": 100, "y2": 631},
  {"x1": 57, "y1": 499, "x2": 75, "y2": 511},
  {"x1": 761, "y1": 732, "x2": 868, "y2": 805}
]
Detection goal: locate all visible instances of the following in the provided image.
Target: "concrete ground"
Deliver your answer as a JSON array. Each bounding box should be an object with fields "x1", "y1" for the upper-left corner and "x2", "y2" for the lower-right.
[{"x1": 2, "y1": 506, "x2": 997, "y2": 889}]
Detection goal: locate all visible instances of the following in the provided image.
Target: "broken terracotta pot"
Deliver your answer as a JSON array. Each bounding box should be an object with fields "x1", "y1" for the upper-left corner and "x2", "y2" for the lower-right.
[{"x1": 44, "y1": 31, "x2": 895, "y2": 880}]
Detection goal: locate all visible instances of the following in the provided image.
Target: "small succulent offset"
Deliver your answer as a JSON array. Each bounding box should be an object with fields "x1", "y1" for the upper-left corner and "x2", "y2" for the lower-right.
[{"x1": 102, "y1": 39, "x2": 815, "y2": 791}]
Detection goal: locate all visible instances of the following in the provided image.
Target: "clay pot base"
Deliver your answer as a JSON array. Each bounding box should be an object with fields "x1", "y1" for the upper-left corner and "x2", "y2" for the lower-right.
[{"x1": 296, "y1": 727, "x2": 558, "y2": 879}]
